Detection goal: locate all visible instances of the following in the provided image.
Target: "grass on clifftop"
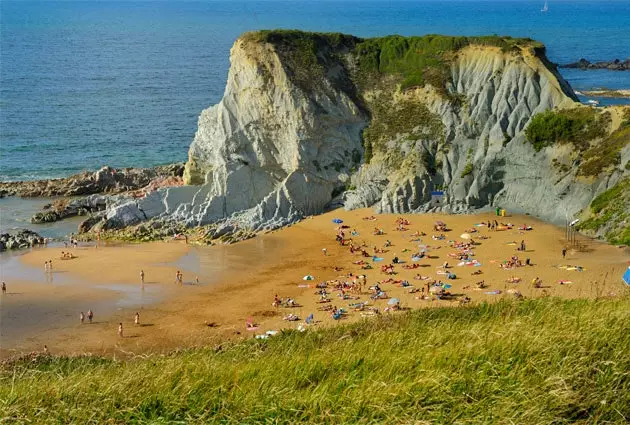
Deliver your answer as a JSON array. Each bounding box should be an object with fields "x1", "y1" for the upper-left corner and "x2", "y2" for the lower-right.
[
  {"x1": 2, "y1": 297, "x2": 629, "y2": 424},
  {"x1": 354, "y1": 34, "x2": 542, "y2": 92},
  {"x1": 244, "y1": 30, "x2": 543, "y2": 96}
]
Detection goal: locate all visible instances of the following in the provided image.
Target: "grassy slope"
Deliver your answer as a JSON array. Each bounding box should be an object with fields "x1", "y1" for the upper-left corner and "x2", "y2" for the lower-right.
[
  {"x1": 579, "y1": 177, "x2": 630, "y2": 245},
  {"x1": 2, "y1": 297, "x2": 629, "y2": 424}
]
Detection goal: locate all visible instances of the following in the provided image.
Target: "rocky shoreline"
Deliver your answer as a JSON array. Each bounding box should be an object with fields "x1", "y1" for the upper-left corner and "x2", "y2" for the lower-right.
[
  {"x1": 559, "y1": 58, "x2": 630, "y2": 71},
  {"x1": 0, "y1": 164, "x2": 184, "y2": 198},
  {"x1": 0, "y1": 229, "x2": 46, "y2": 251}
]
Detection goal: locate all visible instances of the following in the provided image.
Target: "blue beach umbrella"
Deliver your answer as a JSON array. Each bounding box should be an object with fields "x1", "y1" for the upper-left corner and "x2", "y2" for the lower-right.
[
  {"x1": 332, "y1": 218, "x2": 343, "y2": 224},
  {"x1": 623, "y1": 267, "x2": 630, "y2": 285}
]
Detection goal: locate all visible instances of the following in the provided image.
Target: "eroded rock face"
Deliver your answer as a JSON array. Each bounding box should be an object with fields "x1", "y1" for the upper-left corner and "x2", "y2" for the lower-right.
[
  {"x1": 106, "y1": 36, "x2": 367, "y2": 231},
  {"x1": 345, "y1": 45, "x2": 618, "y2": 223},
  {"x1": 97, "y1": 32, "x2": 628, "y2": 235}
]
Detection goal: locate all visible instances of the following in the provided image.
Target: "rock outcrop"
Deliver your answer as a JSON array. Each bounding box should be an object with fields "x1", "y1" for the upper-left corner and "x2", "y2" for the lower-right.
[
  {"x1": 0, "y1": 229, "x2": 46, "y2": 251},
  {"x1": 560, "y1": 58, "x2": 630, "y2": 71},
  {"x1": 0, "y1": 164, "x2": 184, "y2": 198},
  {"x1": 90, "y1": 31, "x2": 628, "y2": 240}
]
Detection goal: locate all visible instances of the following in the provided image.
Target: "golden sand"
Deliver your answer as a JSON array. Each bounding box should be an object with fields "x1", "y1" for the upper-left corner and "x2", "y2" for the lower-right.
[{"x1": 1, "y1": 208, "x2": 628, "y2": 359}]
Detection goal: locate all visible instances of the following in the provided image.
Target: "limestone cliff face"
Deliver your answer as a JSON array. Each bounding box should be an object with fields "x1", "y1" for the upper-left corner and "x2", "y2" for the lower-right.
[
  {"x1": 102, "y1": 31, "x2": 629, "y2": 235},
  {"x1": 345, "y1": 45, "x2": 611, "y2": 223},
  {"x1": 105, "y1": 34, "x2": 366, "y2": 231}
]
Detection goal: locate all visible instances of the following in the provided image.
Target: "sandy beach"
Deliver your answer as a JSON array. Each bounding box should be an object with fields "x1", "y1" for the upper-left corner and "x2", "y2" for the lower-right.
[{"x1": 1, "y1": 208, "x2": 628, "y2": 359}]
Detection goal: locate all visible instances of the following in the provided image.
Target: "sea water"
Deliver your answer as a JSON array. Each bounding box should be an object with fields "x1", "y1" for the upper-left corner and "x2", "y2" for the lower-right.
[{"x1": 1, "y1": 0, "x2": 629, "y2": 182}]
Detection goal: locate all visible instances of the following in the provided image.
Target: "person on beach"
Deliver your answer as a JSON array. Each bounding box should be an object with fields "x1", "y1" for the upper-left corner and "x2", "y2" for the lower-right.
[
  {"x1": 44, "y1": 261, "x2": 48, "y2": 272},
  {"x1": 140, "y1": 270, "x2": 145, "y2": 285},
  {"x1": 322, "y1": 248, "x2": 327, "y2": 256},
  {"x1": 48, "y1": 260, "x2": 53, "y2": 272},
  {"x1": 195, "y1": 276, "x2": 199, "y2": 285},
  {"x1": 1, "y1": 282, "x2": 6, "y2": 294},
  {"x1": 118, "y1": 323, "x2": 123, "y2": 337},
  {"x1": 80, "y1": 312, "x2": 85, "y2": 324},
  {"x1": 134, "y1": 312, "x2": 140, "y2": 325},
  {"x1": 562, "y1": 247, "x2": 567, "y2": 259},
  {"x1": 175, "y1": 270, "x2": 181, "y2": 284},
  {"x1": 43, "y1": 345, "x2": 48, "y2": 355},
  {"x1": 87, "y1": 310, "x2": 93, "y2": 323}
]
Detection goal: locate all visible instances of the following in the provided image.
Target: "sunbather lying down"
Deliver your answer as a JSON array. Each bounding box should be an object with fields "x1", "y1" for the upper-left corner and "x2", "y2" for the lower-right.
[{"x1": 283, "y1": 314, "x2": 300, "y2": 321}]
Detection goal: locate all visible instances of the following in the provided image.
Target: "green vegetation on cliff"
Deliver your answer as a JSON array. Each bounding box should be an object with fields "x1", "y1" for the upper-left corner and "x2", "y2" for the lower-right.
[
  {"x1": 525, "y1": 107, "x2": 629, "y2": 177},
  {"x1": 579, "y1": 177, "x2": 630, "y2": 245},
  {"x1": 354, "y1": 34, "x2": 542, "y2": 92},
  {"x1": 246, "y1": 30, "x2": 543, "y2": 96},
  {"x1": 2, "y1": 298, "x2": 629, "y2": 424},
  {"x1": 525, "y1": 107, "x2": 609, "y2": 152}
]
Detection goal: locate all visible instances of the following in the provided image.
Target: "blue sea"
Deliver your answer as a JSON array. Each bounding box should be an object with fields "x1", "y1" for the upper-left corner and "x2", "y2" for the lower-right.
[{"x1": 1, "y1": 0, "x2": 630, "y2": 182}]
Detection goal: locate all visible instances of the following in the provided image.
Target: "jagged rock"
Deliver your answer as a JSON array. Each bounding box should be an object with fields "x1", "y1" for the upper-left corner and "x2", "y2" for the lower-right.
[
  {"x1": 0, "y1": 163, "x2": 184, "y2": 198},
  {"x1": 0, "y1": 229, "x2": 46, "y2": 251}
]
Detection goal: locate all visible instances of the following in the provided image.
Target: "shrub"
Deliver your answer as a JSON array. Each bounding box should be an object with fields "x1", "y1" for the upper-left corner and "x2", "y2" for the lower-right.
[{"x1": 525, "y1": 108, "x2": 608, "y2": 151}]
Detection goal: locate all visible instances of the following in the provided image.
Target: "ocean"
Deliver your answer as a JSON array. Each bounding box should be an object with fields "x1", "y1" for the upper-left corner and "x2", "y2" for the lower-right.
[{"x1": 1, "y1": 0, "x2": 629, "y2": 182}]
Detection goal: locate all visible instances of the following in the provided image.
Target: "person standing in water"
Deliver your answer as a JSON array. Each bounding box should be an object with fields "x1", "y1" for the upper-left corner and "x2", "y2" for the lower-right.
[
  {"x1": 134, "y1": 312, "x2": 140, "y2": 325},
  {"x1": 118, "y1": 323, "x2": 123, "y2": 337},
  {"x1": 140, "y1": 270, "x2": 145, "y2": 285},
  {"x1": 1, "y1": 282, "x2": 6, "y2": 295},
  {"x1": 87, "y1": 310, "x2": 93, "y2": 323},
  {"x1": 80, "y1": 312, "x2": 85, "y2": 324}
]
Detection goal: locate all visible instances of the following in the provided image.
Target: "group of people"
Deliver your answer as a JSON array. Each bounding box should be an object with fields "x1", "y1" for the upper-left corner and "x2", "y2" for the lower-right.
[{"x1": 79, "y1": 310, "x2": 94, "y2": 324}]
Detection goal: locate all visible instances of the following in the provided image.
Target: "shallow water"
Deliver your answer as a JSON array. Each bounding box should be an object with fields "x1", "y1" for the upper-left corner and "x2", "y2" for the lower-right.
[
  {"x1": 0, "y1": 237, "x2": 283, "y2": 355},
  {"x1": 0, "y1": 196, "x2": 83, "y2": 239}
]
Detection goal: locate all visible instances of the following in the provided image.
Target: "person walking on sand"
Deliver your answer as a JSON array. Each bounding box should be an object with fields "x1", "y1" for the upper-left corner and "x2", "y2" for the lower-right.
[
  {"x1": 322, "y1": 248, "x2": 327, "y2": 256},
  {"x1": 140, "y1": 270, "x2": 145, "y2": 285},
  {"x1": 134, "y1": 312, "x2": 140, "y2": 325},
  {"x1": 562, "y1": 247, "x2": 567, "y2": 259},
  {"x1": 80, "y1": 312, "x2": 85, "y2": 324},
  {"x1": 1, "y1": 282, "x2": 6, "y2": 295},
  {"x1": 118, "y1": 323, "x2": 123, "y2": 337},
  {"x1": 87, "y1": 309, "x2": 93, "y2": 323},
  {"x1": 48, "y1": 260, "x2": 53, "y2": 272},
  {"x1": 195, "y1": 276, "x2": 199, "y2": 285},
  {"x1": 44, "y1": 345, "x2": 48, "y2": 355}
]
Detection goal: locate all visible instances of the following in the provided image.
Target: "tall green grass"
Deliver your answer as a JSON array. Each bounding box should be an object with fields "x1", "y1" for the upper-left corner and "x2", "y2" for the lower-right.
[{"x1": 2, "y1": 297, "x2": 629, "y2": 424}]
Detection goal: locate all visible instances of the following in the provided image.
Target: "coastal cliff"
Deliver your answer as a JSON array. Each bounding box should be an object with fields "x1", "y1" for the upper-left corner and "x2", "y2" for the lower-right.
[{"x1": 94, "y1": 31, "x2": 629, "y2": 242}]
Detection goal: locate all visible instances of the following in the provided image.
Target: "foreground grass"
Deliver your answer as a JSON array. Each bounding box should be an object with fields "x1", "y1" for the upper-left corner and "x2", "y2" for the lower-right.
[{"x1": 2, "y1": 298, "x2": 629, "y2": 424}]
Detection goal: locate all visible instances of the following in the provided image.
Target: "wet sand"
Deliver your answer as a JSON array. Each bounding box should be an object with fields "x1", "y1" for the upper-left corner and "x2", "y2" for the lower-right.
[{"x1": 1, "y1": 209, "x2": 628, "y2": 359}]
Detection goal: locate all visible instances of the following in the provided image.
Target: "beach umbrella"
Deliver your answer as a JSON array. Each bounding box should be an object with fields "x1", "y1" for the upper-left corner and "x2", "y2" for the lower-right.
[
  {"x1": 623, "y1": 267, "x2": 630, "y2": 286},
  {"x1": 303, "y1": 275, "x2": 314, "y2": 281},
  {"x1": 388, "y1": 298, "x2": 400, "y2": 305},
  {"x1": 332, "y1": 218, "x2": 343, "y2": 224},
  {"x1": 460, "y1": 233, "x2": 472, "y2": 239}
]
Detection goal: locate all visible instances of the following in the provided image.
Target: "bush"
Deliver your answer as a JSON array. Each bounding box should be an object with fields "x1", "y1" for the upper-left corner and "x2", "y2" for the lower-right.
[{"x1": 525, "y1": 108, "x2": 608, "y2": 151}]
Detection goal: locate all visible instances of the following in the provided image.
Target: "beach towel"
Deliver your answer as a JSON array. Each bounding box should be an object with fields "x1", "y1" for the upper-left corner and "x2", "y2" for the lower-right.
[
  {"x1": 412, "y1": 256, "x2": 422, "y2": 262},
  {"x1": 372, "y1": 257, "x2": 384, "y2": 262},
  {"x1": 485, "y1": 290, "x2": 502, "y2": 295},
  {"x1": 305, "y1": 314, "x2": 314, "y2": 324}
]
